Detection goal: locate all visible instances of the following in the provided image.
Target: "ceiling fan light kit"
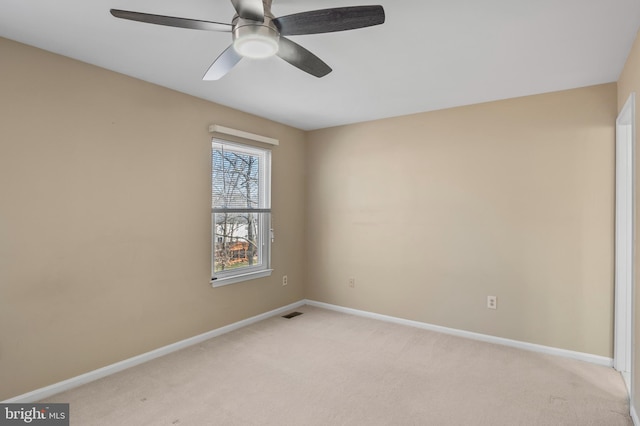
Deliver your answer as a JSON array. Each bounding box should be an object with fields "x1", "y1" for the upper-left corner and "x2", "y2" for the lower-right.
[
  {"x1": 110, "y1": 0, "x2": 385, "y2": 80},
  {"x1": 232, "y1": 18, "x2": 280, "y2": 59}
]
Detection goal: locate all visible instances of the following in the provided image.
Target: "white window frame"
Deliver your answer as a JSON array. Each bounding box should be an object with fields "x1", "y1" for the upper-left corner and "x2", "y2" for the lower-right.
[{"x1": 211, "y1": 139, "x2": 272, "y2": 287}]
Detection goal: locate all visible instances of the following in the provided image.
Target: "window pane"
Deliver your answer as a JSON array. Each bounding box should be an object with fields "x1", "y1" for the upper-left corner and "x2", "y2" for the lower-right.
[
  {"x1": 214, "y1": 212, "x2": 264, "y2": 273},
  {"x1": 212, "y1": 147, "x2": 261, "y2": 209}
]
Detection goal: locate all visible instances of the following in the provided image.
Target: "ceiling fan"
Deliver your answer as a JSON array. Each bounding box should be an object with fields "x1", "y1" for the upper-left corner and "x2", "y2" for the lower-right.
[{"x1": 110, "y1": 0, "x2": 385, "y2": 80}]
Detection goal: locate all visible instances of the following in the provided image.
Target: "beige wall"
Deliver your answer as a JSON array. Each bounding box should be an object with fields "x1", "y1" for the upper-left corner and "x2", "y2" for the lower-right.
[
  {"x1": 617, "y1": 28, "x2": 640, "y2": 420},
  {"x1": 0, "y1": 37, "x2": 306, "y2": 400},
  {"x1": 306, "y1": 84, "x2": 617, "y2": 357},
  {"x1": 0, "y1": 33, "x2": 624, "y2": 402}
]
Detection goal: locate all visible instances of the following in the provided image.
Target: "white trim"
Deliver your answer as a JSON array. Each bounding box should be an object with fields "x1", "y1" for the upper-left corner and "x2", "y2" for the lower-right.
[
  {"x1": 632, "y1": 404, "x2": 639, "y2": 426},
  {"x1": 303, "y1": 300, "x2": 614, "y2": 367},
  {"x1": 211, "y1": 268, "x2": 273, "y2": 287},
  {"x1": 615, "y1": 92, "x2": 636, "y2": 383},
  {"x1": 209, "y1": 125, "x2": 279, "y2": 146},
  {"x1": 3, "y1": 300, "x2": 305, "y2": 403}
]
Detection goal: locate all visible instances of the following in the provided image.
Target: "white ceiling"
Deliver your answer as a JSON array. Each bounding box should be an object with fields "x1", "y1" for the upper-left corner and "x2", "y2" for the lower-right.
[{"x1": 2, "y1": 0, "x2": 640, "y2": 130}]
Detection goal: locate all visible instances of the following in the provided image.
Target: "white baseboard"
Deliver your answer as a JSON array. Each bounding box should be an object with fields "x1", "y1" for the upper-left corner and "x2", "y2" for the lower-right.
[
  {"x1": 632, "y1": 404, "x2": 639, "y2": 426},
  {"x1": 5, "y1": 298, "x2": 615, "y2": 403},
  {"x1": 303, "y1": 299, "x2": 614, "y2": 368},
  {"x1": 3, "y1": 300, "x2": 306, "y2": 403}
]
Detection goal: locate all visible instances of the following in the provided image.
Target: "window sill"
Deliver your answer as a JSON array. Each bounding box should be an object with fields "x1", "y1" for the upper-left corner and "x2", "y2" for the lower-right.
[{"x1": 211, "y1": 269, "x2": 273, "y2": 288}]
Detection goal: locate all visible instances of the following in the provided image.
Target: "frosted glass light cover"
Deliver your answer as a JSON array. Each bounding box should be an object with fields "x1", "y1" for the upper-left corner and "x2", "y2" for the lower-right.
[{"x1": 234, "y1": 34, "x2": 279, "y2": 58}]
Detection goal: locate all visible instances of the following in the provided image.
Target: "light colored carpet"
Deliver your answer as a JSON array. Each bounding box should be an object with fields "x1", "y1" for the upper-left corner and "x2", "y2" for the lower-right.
[{"x1": 43, "y1": 305, "x2": 631, "y2": 425}]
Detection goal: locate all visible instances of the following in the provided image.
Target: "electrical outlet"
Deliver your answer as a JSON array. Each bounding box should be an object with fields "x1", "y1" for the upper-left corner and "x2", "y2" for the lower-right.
[
  {"x1": 348, "y1": 278, "x2": 355, "y2": 288},
  {"x1": 487, "y1": 296, "x2": 497, "y2": 310},
  {"x1": 282, "y1": 275, "x2": 288, "y2": 286}
]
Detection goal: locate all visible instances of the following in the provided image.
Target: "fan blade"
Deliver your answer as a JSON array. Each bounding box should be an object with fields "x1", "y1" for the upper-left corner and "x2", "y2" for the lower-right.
[
  {"x1": 110, "y1": 9, "x2": 231, "y2": 32},
  {"x1": 231, "y1": 0, "x2": 264, "y2": 22},
  {"x1": 273, "y1": 6, "x2": 385, "y2": 36},
  {"x1": 203, "y1": 45, "x2": 243, "y2": 80},
  {"x1": 277, "y1": 37, "x2": 331, "y2": 78}
]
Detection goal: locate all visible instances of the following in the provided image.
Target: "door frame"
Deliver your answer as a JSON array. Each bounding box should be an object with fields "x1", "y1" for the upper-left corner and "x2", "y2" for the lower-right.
[{"x1": 615, "y1": 92, "x2": 636, "y2": 395}]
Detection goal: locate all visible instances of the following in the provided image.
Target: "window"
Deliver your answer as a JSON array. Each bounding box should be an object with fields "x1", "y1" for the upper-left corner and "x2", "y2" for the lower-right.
[{"x1": 211, "y1": 140, "x2": 272, "y2": 286}]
